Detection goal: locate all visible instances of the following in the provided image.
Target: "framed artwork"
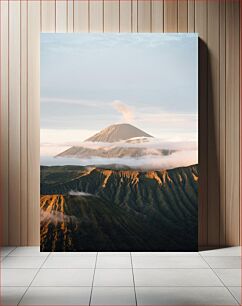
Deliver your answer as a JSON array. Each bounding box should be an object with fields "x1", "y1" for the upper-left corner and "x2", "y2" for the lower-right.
[{"x1": 40, "y1": 33, "x2": 198, "y2": 251}]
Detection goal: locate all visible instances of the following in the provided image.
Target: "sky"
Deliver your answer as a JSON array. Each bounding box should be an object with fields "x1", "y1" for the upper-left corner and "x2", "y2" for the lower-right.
[{"x1": 40, "y1": 33, "x2": 198, "y2": 158}]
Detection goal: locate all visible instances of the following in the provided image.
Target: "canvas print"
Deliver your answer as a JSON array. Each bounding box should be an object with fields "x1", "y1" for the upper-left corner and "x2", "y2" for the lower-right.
[{"x1": 40, "y1": 33, "x2": 198, "y2": 251}]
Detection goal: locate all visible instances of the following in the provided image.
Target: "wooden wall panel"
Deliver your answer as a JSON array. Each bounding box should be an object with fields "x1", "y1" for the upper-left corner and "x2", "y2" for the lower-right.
[
  {"x1": 225, "y1": 0, "x2": 240, "y2": 246},
  {"x1": 132, "y1": 0, "x2": 138, "y2": 32},
  {"x1": 27, "y1": 0, "x2": 40, "y2": 245},
  {"x1": 188, "y1": 0, "x2": 195, "y2": 32},
  {"x1": 56, "y1": 0, "x2": 67, "y2": 32},
  {"x1": 9, "y1": 0, "x2": 21, "y2": 245},
  {"x1": 41, "y1": 0, "x2": 56, "y2": 32},
  {"x1": 151, "y1": 0, "x2": 164, "y2": 33},
  {"x1": 20, "y1": 0, "x2": 28, "y2": 246},
  {"x1": 67, "y1": 0, "x2": 74, "y2": 32},
  {"x1": 90, "y1": 0, "x2": 103, "y2": 32},
  {"x1": 104, "y1": 0, "x2": 119, "y2": 32},
  {"x1": 188, "y1": 0, "x2": 195, "y2": 33},
  {"x1": 178, "y1": 0, "x2": 188, "y2": 33},
  {"x1": 0, "y1": 0, "x2": 9, "y2": 245},
  {"x1": 207, "y1": 0, "x2": 220, "y2": 246},
  {"x1": 120, "y1": 0, "x2": 132, "y2": 32},
  {"x1": 164, "y1": 0, "x2": 178, "y2": 32},
  {"x1": 219, "y1": 0, "x2": 226, "y2": 246},
  {"x1": 195, "y1": 0, "x2": 208, "y2": 247},
  {"x1": 138, "y1": 0, "x2": 151, "y2": 32},
  {"x1": 74, "y1": 0, "x2": 88, "y2": 32},
  {"x1": 0, "y1": 0, "x2": 241, "y2": 247},
  {"x1": 241, "y1": 0, "x2": 242, "y2": 248}
]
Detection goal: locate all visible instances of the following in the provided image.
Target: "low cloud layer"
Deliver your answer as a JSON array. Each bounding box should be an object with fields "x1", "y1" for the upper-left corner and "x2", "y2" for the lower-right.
[
  {"x1": 69, "y1": 191, "x2": 93, "y2": 196},
  {"x1": 41, "y1": 149, "x2": 198, "y2": 171},
  {"x1": 41, "y1": 136, "x2": 198, "y2": 157},
  {"x1": 72, "y1": 138, "x2": 198, "y2": 150},
  {"x1": 40, "y1": 209, "x2": 77, "y2": 224},
  {"x1": 74, "y1": 150, "x2": 198, "y2": 170}
]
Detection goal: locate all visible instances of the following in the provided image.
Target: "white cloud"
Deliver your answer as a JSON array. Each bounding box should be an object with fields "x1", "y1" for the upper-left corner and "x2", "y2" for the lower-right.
[
  {"x1": 40, "y1": 209, "x2": 78, "y2": 223},
  {"x1": 69, "y1": 191, "x2": 93, "y2": 196},
  {"x1": 40, "y1": 128, "x2": 98, "y2": 156},
  {"x1": 112, "y1": 100, "x2": 135, "y2": 123},
  {"x1": 64, "y1": 138, "x2": 198, "y2": 151},
  {"x1": 41, "y1": 150, "x2": 198, "y2": 170},
  {"x1": 110, "y1": 100, "x2": 198, "y2": 135}
]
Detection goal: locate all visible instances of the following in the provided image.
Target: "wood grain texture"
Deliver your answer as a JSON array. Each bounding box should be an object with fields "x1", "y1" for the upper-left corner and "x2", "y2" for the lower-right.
[
  {"x1": 28, "y1": 0, "x2": 40, "y2": 245},
  {"x1": 67, "y1": 0, "x2": 74, "y2": 32},
  {"x1": 104, "y1": 0, "x2": 119, "y2": 32},
  {"x1": 178, "y1": 0, "x2": 188, "y2": 32},
  {"x1": 151, "y1": 0, "x2": 164, "y2": 32},
  {"x1": 241, "y1": 0, "x2": 242, "y2": 248},
  {"x1": 195, "y1": 0, "x2": 208, "y2": 247},
  {"x1": 0, "y1": 0, "x2": 9, "y2": 245},
  {"x1": 74, "y1": 0, "x2": 88, "y2": 32},
  {"x1": 90, "y1": 0, "x2": 103, "y2": 32},
  {"x1": 41, "y1": 0, "x2": 56, "y2": 32},
  {"x1": 132, "y1": 0, "x2": 138, "y2": 32},
  {"x1": 138, "y1": 0, "x2": 151, "y2": 32},
  {"x1": 120, "y1": 0, "x2": 132, "y2": 32},
  {"x1": 164, "y1": 0, "x2": 178, "y2": 32},
  {"x1": 188, "y1": 0, "x2": 195, "y2": 33},
  {"x1": 56, "y1": 0, "x2": 67, "y2": 32},
  {"x1": 207, "y1": 0, "x2": 220, "y2": 246},
  {"x1": 9, "y1": 0, "x2": 21, "y2": 246},
  {"x1": 0, "y1": 0, "x2": 241, "y2": 247},
  {"x1": 219, "y1": 0, "x2": 226, "y2": 246},
  {"x1": 20, "y1": 0, "x2": 28, "y2": 246},
  {"x1": 225, "y1": 0, "x2": 240, "y2": 246}
]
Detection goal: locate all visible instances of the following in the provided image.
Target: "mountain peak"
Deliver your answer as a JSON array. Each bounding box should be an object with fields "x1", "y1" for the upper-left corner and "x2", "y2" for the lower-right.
[{"x1": 85, "y1": 123, "x2": 153, "y2": 143}]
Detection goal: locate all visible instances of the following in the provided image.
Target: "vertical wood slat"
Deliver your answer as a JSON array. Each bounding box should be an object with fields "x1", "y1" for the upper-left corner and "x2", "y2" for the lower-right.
[
  {"x1": 132, "y1": 0, "x2": 138, "y2": 32},
  {"x1": 104, "y1": 0, "x2": 119, "y2": 32},
  {"x1": 120, "y1": 0, "x2": 131, "y2": 32},
  {"x1": 207, "y1": 0, "x2": 220, "y2": 246},
  {"x1": 41, "y1": 0, "x2": 56, "y2": 32},
  {"x1": 90, "y1": 0, "x2": 103, "y2": 32},
  {"x1": 151, "y1": 0, "x2": 164, "y2": 33},
  {"x1": 28, "y1": 0, "x2": 40, "y2": 245},
  {"x1": 240, "y1": 0, "x2": 242, "y2": 248},
  {"x1": 188, "y1": 0, "x2": 195, "y2": 33},
  {"x1": 67, "y1": 0, "x2": 74, "y2": 32},
  {"x1": 138, "y1": 0, "x2": 151, "y2": 32},
  {"x1": 9, "y1": 0, "x2": 21, "y2": 246},
  {"x1": 195, "y1": 0, "x2": 208, "y2": 247},
  {"x1": 178, "y1": 0, "x2": 188, "y2": 33},
  {"x1": 74, "y1": 0, "x2": 88, "y2": 32},
  {"x1": 20, "y1": 0, "x2": 28, "y2": 245},
  {"x1": 0, "y1": 0, "x2": 9, "y2": 246},
  {"x1": 164, "y1": 0, "x2": 178, "y2": 32},
  {"x1": 225, "y1": 0, "x2": 240, "y2": 246},
  {"x1": 56, "y1": 0, "x2": 67, "y2": 32},
  {"x1": 219, "y1": 0, "x2": 226, "y2": 246}
]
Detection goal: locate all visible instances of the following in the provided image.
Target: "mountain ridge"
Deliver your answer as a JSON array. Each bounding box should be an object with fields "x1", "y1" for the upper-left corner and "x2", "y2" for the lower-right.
[
  {"x1": 56, "y1": 123, "x2": 165, "y2": 161},
  {"x1": 40, "y1": 164, "x2": 198, "y2": 251},
  {"x1": 85, "y1": 123, "x2": 153, "y2": 143}
]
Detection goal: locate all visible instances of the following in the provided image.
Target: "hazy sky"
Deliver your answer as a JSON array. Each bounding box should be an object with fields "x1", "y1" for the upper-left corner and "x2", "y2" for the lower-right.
[{"x1": 41, "y1": 33, "x2": 198, "y2": 155}]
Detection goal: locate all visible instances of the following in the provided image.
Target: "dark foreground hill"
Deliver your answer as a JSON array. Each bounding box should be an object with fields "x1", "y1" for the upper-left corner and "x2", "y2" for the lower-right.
[{"x1": 40, "y1": 164, "x2": 198, "y2": 251}]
